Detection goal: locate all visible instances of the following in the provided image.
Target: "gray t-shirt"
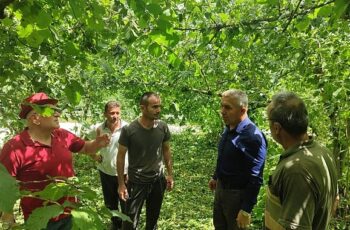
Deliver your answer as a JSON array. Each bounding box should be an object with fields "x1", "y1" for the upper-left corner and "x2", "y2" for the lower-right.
[{"x1": 118, "y1": 119, "x2": 171, "y2": 183}]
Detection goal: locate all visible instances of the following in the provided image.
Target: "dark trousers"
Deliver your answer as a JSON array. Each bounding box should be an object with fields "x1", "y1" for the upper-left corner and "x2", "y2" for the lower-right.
[
  {"x1": 122, "y1": 176, "x2": 166, "y2": 230},
  {"x1": 45, "y1": 216, "x2": 72, "y2": 230},
  {"x1": 99, "y1": 170, "x2": 125, "y2": 230},
  {"x1": 213, "y1": 180, "x2": 247, "y2": 230}
]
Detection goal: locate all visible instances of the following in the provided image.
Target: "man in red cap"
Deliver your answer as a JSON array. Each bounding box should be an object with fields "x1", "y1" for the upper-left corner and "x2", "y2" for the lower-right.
[{"x1": 0, "y1": 92, "x2": 110, "y2": 229}]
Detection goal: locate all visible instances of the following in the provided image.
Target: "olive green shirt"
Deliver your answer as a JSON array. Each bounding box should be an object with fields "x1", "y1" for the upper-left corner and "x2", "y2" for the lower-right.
[{"x1": 265, "y1": 138, "x2": 338, "y2": 230}]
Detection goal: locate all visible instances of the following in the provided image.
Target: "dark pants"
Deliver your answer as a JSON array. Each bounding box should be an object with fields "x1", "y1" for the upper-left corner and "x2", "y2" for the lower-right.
[
  {"x1": 213, "y1": 180, "x2": 247, "y2": 230},
  {"x1": 45, "y1": 216, "x2": 72, "y2": 230},
  {"x1": 99, "y1": 170, "x2": 125, "y2": 230},
  {"x1": 122, "y1": 176, "x2": 166, "y2": 230}
]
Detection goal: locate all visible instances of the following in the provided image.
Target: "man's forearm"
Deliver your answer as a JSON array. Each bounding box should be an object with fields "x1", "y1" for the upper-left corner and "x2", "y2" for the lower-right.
[
  {"x1": 82, "y1": 140, "x2": 103, "y2": 155},
  {"x1": 117, "y1": 154, "x2": 125, "y2": 185},
  {"x1": 163, "y1": 152, "x2": 173, "y2": 176}
]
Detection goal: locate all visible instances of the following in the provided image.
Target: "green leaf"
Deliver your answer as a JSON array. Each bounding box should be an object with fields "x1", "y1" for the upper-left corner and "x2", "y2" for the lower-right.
[
  {"x1": 0, "y1": 164, "x2": 20, "y2": 212},
  {"x1": 26, "y1": 28, "x2": 50, "y2": 47},
  {"x1": 146, "y1": 3, "x2": 163, "y2": 17},
  {"x1": 64, "y1": 80, "x2": 84, "y2": 106},
  {"x1": 139, "y1": 14, "x2": 150, "y2": 28},
  {"x1": 17, "y1": 24, "x2": 34, "y2": 38},
  {"x1": 69, "y1": 0, "x2": 86, "y2": 18},
  {"x1": 110, "y1": 210, "x2": 132, "y2": 222},
  {"x1": 36, "y1": 11, "x2": 52, "y2": 28},
  {"x1": 33, "y1": 182, "x2": 73, "y2": 201},
  {"x1": 100, "y1": 0, "x2": 112, "y2": 6},
  {"x1": 124, "y1": 28, "x2": 138, "y2": 44},
  {"x1": 72, "y1": 209, "x2": 104, "y2": 230},
  {"x1": 31, "y1": 105, "x2": 55, "y2": 117},
  {"x1": 26, "y1": 205, "x2": 64, "y2": 230},
  {"x1": 86, "y1": 16, "x2": 104, "y2": 31},
  {"x1": 267, "y1": 0, "x2": 279, "y2": 5},
  {"x1": 148, "y1": 42, "x2": 163, "y2": 57},
  {"x1": 1, "y1": 18, "x2": 13, "y2": 27},
  {"x1": 317, "y1": 5, "x2": 332, "y2": 17},
  {"x1": 295, "y1": 18, "x2": 310, "y2": 31},
  {"x1": 333, "y1": 87, "x2": 344, "y2": 97},
  {"x1": 157, "y1": 18, "x2": 172, "y2": 32},
  {"x1": 77, "y1": 184, "x2": 98, "y2": 200},
  {"x1": 150, "y1": 33, "x2": 169, "y2": 46},
  {"x1": 218, "y1": 13, "x2": 230, "y2": 23},
  {"x1": 64, "y1": 42, "x2": 80, "y2": 56},
  {"x1": 168, "y1": 53, "x2": 182, "y2": 69},
  {"x1": 333, "y1": 0, "x2": 350, "y2": 19},
  {"x1": 290, "y1": 37, "x2": 301, "y2": 49}
]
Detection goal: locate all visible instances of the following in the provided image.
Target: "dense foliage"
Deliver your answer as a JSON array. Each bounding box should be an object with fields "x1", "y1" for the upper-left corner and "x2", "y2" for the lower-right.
[{"x1": 0, "y1": 0, "x2": 349, "y2": 229}]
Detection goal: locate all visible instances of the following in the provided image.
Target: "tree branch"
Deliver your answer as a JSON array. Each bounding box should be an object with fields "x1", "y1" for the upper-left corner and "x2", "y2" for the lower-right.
[{"x1": 282, "y1": 0, "x2": 303, "y2": 32}]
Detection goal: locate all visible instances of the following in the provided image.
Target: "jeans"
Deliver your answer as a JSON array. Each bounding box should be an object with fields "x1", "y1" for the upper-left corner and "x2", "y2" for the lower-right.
[
  {"x1": 99, "y1": 170, "x2": 125, "y2": 230},
  {"x1": 213, "y1": 180, "x2": 247, "y2": 230},
  {"x1": 122, "y1": 176, "x2": 166, "y2": 230}
]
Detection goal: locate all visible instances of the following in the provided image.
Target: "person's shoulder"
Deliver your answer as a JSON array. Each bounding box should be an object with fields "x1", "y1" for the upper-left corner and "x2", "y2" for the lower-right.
[
  {"x1": 156, "y1": 120, "x2": 170, "y2": 131},
  {"x1": 1, "y1": 130, "x2": 27, "y2": 153},
  {"x1": 121, "y1": 120, "x2": 129, "y2": 127},
  {"x1": 157, "y1": 120, "x2": 168, "y2": 127},
  {"x1": 92, "y1": 122, "x2": 105, "y2": 130},
  {"x1": 122, "y1": 119, "x2": 137, "y2": 130},
  {"x1": 3, "y1": 132, "x2": 23, "y2": 146},
  {"x1": 240, "y1": 121, "x2": 264, "y2": 138}
]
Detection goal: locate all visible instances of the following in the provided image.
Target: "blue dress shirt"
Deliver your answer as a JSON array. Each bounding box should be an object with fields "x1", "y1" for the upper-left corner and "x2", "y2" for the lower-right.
[{"x1": 213, "y1": 117, "x2": 267, "y2": 213}]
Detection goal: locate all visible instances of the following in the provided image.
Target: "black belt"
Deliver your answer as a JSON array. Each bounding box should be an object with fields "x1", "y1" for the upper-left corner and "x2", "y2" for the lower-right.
[{"x1": 219, "y1": 178, "x2": 246, "y2": 190}]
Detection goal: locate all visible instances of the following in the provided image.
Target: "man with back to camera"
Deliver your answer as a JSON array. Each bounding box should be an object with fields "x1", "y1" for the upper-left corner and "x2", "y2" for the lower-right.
[
  {"x1": 265, "y1": 91, "x2": 338, "y2": 230},
  {"x1": 0, "y1": 92, "x2": 110, "y2": 230},
  {"x1": 90, "y1": 101, "x2": 129, "y2": 230},
  {"x1": 209, "y1": 89, "x2": 267, "y2": 229},
  {"x1": 117, "y1": 92, "x2": 174, "y2": 230}
]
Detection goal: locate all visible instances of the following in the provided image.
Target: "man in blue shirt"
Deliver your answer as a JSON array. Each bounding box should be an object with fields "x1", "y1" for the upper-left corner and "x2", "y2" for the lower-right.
[{"x1": 209, "y1": 89, "x2": 267, "y2": 229}]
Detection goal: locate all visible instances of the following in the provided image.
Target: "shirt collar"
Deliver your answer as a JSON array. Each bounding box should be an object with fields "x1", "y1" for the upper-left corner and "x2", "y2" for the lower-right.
[
  {"x1": 20, "y1": 128, "x2": 53, "y2": 147},
  {"x1": 279, "y1": 136, "x2": 315, "y2": 162},
  {"x1": 103, "y1": 120, "x2": 123, "y2": 132},
  {"x1": 226, "y1": 117, "x2": 252, "y2": 134}
]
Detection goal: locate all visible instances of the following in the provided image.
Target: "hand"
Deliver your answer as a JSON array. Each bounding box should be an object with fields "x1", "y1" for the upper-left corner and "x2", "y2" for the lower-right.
[
  {"x1": 118, "y1": 183, "x2": 129, "y2": 201},
  {"x1": 92, "y1": 154, "x2": 103, "y2": 163},
  {"x1": 332, "y1": 195, "x2": 340, "y2": 216},
  {"x1": 95, "y1": 128, "x2": 110, "y2": 148},
  {"x1": 166, "y1": 175, "x2": 174, "y2": 191},
  {"x1": 236, "y1": 210, "x2": 251, "y2": 229},
  {"x1": 208, "y1": 179, "x2": 217, "y2": 191},
  {"x1": 0, "y1": 212, "x2": 15, "y2": 229}
]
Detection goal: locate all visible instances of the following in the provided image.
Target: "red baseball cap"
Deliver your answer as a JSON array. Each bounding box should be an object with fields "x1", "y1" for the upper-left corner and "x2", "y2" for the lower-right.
[{"x1": 19, "y1": 92, "x2": 58, "y2": 119}]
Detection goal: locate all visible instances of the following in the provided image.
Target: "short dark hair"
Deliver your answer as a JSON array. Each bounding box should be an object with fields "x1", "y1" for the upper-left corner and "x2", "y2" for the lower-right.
[
  {"x1": 140, "y1": 92, "x2": 159, "y2": 106},
  {"x1": 269, "y1": 92, "x2": 308, "y2": 136},
  {"x1": 104, "y1": 101, "x2": 120, "y2": 113}
]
